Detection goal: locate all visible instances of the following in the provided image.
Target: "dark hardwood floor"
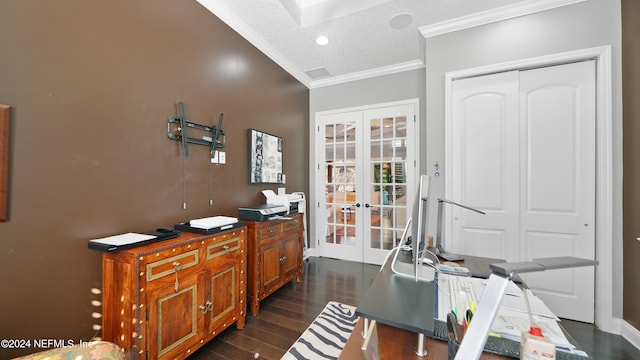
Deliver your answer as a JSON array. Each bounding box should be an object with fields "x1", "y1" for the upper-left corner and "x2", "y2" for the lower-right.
[
  {"x1": 560, "y1": 320, "x2": 640, "y2": 360},
  {"x1": 191, "y1": 257, "x2": 640, "y2": 360}
]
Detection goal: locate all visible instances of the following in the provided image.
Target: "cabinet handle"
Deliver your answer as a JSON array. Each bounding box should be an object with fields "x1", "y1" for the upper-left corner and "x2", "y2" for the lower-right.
[
  {"x1": 279, "y1": 256, "x2": 288, "y2": 264},
  {"x1": 223, "y1": 245, "x2": 230, "y2": 251},
  {"x1": 173, "y1": 262, "x2": 181, "y2": 292},
  {"x1": 199, "y1": 300, "x2": 213, "y2": 314}
]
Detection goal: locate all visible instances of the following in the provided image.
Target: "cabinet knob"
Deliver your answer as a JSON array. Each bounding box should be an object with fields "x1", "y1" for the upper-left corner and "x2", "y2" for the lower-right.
[
  {"x1": 199, "y1": 300, "x2": 213, "y2": 314},
  {"x1": 173, "y1": 262, "x2": 182, "y2": 272}
]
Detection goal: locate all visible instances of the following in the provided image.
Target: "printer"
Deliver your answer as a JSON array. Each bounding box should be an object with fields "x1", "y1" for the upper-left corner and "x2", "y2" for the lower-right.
[
  {"x1": 261, "y1": 190, "x2": 305, "y2": 214},
  {"x1": 238, "y1": 204, "x2": 288, "y2": 222}
]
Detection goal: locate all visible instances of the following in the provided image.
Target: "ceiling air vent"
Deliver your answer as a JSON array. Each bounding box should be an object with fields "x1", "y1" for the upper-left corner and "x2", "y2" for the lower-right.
[{"x1": 305, "y1": 67, "x2": 331, "y2": 79}]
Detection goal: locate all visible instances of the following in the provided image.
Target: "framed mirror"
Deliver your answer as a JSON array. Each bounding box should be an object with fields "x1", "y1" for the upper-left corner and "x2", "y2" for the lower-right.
[
  {"x1": 0, "y1": 104, "x2": 10, "y2": 222},
  {"x1": 248, "y1": 128, "x2": 283, "y2": 184}
]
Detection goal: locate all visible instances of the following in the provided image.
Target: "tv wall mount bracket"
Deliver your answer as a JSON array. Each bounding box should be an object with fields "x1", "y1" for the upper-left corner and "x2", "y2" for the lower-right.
[
  {"x1": 167, "y1": 101, "x2": 226, "y2": 209},
  {"x1": 167, "y1": 101, "x2": 225, "y2": 155}
]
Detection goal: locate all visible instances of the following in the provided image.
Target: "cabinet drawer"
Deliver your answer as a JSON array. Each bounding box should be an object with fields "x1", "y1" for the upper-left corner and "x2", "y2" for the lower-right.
[
  {"x1": 258, "y1": 224, "x2": 281, "y2": 240},
  {"x1": 283, "y1": 219, "x2": 299, "y2": 232},
  {"x1": 146, "y1": 250, "x2": 199, "y2": 282},
  {"x1": 206, "y1": 236, "x2": 242, "y2": 260}
]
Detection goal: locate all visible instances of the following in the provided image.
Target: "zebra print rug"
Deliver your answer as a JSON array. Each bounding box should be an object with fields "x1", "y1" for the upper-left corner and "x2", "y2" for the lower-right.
[{"x1": 281, "y1": 301, "x2": 358, "y2": 360}]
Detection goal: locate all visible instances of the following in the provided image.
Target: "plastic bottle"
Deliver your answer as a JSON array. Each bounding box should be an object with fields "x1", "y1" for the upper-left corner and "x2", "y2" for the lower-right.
[{"x1": 520, "y1": 327, "x2": 556, "y2": 360}]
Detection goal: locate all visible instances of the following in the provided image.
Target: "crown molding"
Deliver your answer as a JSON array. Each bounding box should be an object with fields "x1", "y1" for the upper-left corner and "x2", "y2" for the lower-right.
[
  {"x1": 419, "y1": 0, "x2": 587, "y2": 38},
  {"x1": 198, "y1": 0, "x2": 585, "y2": 89},
  {"x1": 196, "y1": 0, "x2": 313, "y2": 87},
  {"x1": 309, "y1": 60, "x2": 425, "y2": 89},
  {"x1": 197, "y1": 0, "x2": 425, "y2": 89}
]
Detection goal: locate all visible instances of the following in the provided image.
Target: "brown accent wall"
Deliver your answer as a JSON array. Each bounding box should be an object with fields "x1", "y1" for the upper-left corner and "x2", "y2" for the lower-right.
[
  {"x1": 622, "y1": 0, "x2": 640, "y2": 330},
  {"x1": 0, "y1": 0, "x2": 309, "y2": 357}
]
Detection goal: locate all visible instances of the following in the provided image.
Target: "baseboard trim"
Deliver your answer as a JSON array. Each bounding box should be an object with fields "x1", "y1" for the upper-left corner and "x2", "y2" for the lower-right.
[
  {"x1": 306, "y1": 248, "x2": 320, "y2": 258},
  {"x1": 622, "y1": 320, "x2": 640, "y2": 351}
]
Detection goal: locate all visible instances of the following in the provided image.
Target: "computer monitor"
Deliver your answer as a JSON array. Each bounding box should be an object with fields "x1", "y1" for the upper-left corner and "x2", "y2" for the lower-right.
[
  {"x1": 411, "y1": 174, "x2": 429, "y2": 262},
  {"x1": 391, "y1": 174, "x2": 434, "y2": 282}
]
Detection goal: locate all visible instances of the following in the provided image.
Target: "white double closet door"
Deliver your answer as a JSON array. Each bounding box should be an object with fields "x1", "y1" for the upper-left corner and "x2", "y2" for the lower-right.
[{"x1": 448, "y1": 61, "x2": 596, "y2": 322}]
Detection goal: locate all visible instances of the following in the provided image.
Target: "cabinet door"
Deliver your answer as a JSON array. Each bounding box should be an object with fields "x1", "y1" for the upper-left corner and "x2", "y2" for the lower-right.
[
  {"x1": 259, "y1": 240, "x2": 282, "y2": 297},
  {"x1": 204, "y1": 261, "x2": 240, "y2": 338},
  {"x1": 281, "y1": 231, "x2": 300, "y2": 278},
  {"x1": 146, "y1": 274, "x2": 204, "y2": 360}
]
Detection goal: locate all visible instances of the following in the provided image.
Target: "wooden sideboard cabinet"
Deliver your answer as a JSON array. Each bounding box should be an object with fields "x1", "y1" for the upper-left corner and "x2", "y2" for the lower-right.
[
  {"x1": 246, "y1": 213, "x2": 304, "y2": 316},
  {"x1": 101, "y1": 227, "x2": 247, "y2": 360}
]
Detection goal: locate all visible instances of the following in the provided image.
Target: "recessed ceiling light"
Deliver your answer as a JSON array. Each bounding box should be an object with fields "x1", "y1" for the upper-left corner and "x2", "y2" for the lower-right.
[
  {"x1": 389, "y1": 13, "x2": 413, "y2": 29},
  {"x1": 315, "y1": 35, "x2": 329, "y2": 46}
]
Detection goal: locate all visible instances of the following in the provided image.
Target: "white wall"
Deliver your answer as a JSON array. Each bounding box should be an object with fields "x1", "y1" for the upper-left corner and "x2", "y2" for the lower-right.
[
  {"x1": 308, "y1": 0, "x2": 623, "y2": 321},
  {"x1": 424, "y1": 0, "x2": 623, "y2": 318}
]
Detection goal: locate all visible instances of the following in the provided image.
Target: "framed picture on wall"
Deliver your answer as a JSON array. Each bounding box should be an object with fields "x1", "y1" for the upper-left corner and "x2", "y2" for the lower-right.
[{"x1": 247, "y1": 128, "x2": 283, "y2": 184}]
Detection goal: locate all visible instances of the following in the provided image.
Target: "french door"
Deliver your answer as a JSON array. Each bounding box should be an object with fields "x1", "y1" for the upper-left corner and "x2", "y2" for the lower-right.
[
  {"x1": 316, "y1": 100, "x2": 418, "y2": 264},
  {"x1": 448, "y1": 61, "x2": 596, "y2": 322}
]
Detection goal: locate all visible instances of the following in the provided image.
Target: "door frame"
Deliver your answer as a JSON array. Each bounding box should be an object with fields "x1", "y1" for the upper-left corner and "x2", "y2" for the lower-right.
[
  {"x1": 444, "y1": 46, "x2": 613, "y2": 332},
  {"x1": 313, "y1": 98, "x2": 421, "y2": 263}
]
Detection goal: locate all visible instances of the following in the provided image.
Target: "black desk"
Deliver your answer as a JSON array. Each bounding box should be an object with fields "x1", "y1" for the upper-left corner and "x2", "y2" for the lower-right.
[
  {"x1": 355, "y1": 250, "x2": 435, "y2": 337},
  {"x1": 352, "y1": 252, "x2": 591, "y2": 359},
  {"x1": 355, "y1": 250, "x2": 505, "y2": 336},
  {"x1": 354, "y1": 250, "x2": 511, "y2": 357}
]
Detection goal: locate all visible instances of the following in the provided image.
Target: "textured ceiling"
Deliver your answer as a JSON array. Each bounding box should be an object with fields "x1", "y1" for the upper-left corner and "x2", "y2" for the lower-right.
[{"x1": 196, "y1": 0, "x2": 534, "y2": 87}]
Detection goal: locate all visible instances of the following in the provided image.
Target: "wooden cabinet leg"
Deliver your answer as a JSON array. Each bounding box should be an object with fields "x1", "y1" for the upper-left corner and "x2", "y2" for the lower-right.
[
  {"x1": 250, "y1": 300, "x2": 260, "y2": 316},
  {"x1": 236, "y1": 315, "x2": 246, "y2": 329}
]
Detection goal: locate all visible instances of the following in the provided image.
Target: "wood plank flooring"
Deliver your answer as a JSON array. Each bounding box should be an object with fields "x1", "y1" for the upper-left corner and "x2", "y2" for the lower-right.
[{"x1": 190, "y1": 257, "x2": 640, "y2": 360}]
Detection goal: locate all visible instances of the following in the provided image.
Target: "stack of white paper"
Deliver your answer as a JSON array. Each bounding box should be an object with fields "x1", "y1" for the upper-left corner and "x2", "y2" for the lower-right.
[
  {"x1": 491, "y1": 308, "x2": 575, "y2": 351},
  {"x1": 190, "y1": 216, "x2": 238, "y2": 229},
  {"x1": 89, "y1": 233, "x2": 156, "y2": 246}
]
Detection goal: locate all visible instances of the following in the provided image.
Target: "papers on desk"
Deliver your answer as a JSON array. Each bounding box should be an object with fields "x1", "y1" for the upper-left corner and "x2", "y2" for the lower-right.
[
  {"x1": 89, "y1": 233, "x2": 156, "y2": 248},
  {"x1": 189, "y1": 216, "x2": 238, "y2": 229},
  {"x1": 492, "y1": 308, "x2": 574, "y2": 351},
  {"x1": 502, "y1": 287, "x2": 558, "y2": 320},
  {"x1": 436, "y1": 274, "x2": 573, "y2": 351}
]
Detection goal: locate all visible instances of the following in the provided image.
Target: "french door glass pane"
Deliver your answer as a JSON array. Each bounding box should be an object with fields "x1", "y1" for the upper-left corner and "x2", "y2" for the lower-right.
[
  {"x1": 368, "y1": 116, "x2": 408, "y2": 251},
  {"x1": 325, "y1": 122, "x2": 357, "y2": 247}
]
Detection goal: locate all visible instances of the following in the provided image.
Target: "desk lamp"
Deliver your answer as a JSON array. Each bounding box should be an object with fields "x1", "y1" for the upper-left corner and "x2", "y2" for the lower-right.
[
  {"x1": 434, "y1": 198, "x2": 485, "y2": 261},
  {"x1": 454, "y1": 257, "x2": 598, "y2": 360}
]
